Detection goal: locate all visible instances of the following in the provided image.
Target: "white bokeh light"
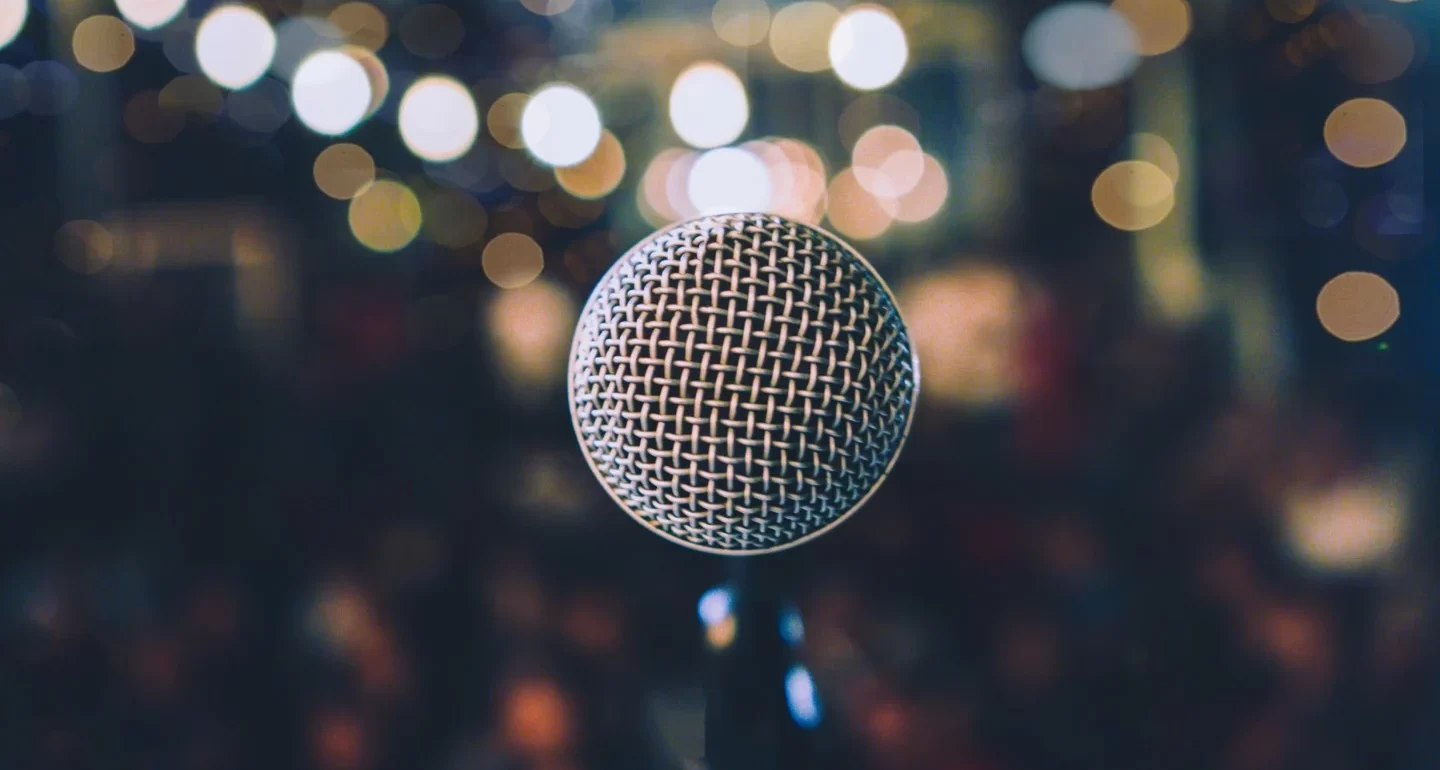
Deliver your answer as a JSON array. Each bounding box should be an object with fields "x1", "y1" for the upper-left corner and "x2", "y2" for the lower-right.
[
  {"x1": 291, "y1": 50, "x2": 371, "y2": 136},
  {"x1": 521, "y1": 83, "x2": 602, "y2": 168},
  {"x1": 1022, "y1": 2, "x2": 1139, "y2": 91},
  {"x1": 829, "y1": 5, "x2": 908, "y2": 90},
  {"x1": 398, "y1": 75, "x2": 479, "y2": 163},
  {"x1": 115, "y1": 0, "x2": 186, "y2": 31},
  {"x1": 687, "y1": 147, "x2": 771, "y2": 215},
  {"x1": 0, "y1": 0, "x2": 27, "y2": 51},
  {"x1": 669, "y1": 62, "x2": 749, "y2": 149},
  {"x1": 195, "y1": 5, "x2": 277, "y2": 90}
]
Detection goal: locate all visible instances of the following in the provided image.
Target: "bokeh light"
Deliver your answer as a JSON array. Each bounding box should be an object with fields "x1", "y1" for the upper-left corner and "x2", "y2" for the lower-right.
[
  {"x1": 1110, "y1": 0, "x2": 1190, "y2": 56},
  {"x1": 313, "y1": 143, "x2": 376, "y2": 200},
  {"x1": 669, "y1": 62, "x2": 749, "y2": 150},
  {"x1": 898, "y1": 263, "x2": 1024, "y2": 407},
  {"x1": 291, "y1": 50, "x2": 372, "y2": 136},
  {"x1": 1133, "y1": 132, "x2": 1180, "y2": 182},
  {"x1": 271, "y1": 17, "x2": 343, "y2": 83},
  {"x1": 892, "y1": 154, "x2": 948, "y2": 223},
  {"x1": 22, "y1": 61, "x2": 79, "y2": 116},
  {"x1": 697, "y1": 586, "x2": 733, "y2": 626},
  {"x1": 0, "y1": 0, "x2": 27, "y2": 51},
  {"x1": 1339, "y1": 15, "x2": 1414, "y2": 85},
  {"x1": 124, "y1": 90, "x2": 184, "y2": 143},
  {"x1": 115, "y1": 0, "x2": 185, "y2": 31},
  {"x1": 55, "y1": 220, "x2": 114, "y2": 274},
  {"x1": 195, "y1": 5, "x2": 277, "y2": 90},
  {"x1": 784, "y1": 666, "x2": 822, "y2": 728},
  {"x1": 1315, "y1": 271, "x2": 1399, "y2": 342},
  {"x1": 500, "y1": 152, "x2": 555, "y2": 193},
  {"x1": 712, "y1": 0, "x2": 770, "y2": 47},
  {"x1": 421, "y1": 186, "x2": 486, "y2": 248},
  {"x1": 521, "y1": 0, "x2": 575, "y2": 16},
  {"x1": 327, "y1": 2, "x2": 388, "y2": 52},
  {"x1": 852, "y1": 124, "x2": 924, "y2": 199},
  {"x1": 399, "y1": 76, "x2": 479, "y2": 163},
  {"x1": 521, "y1": 84, "x2": 602, "y2": 168},
  {"x1": 398, "y1": 4, "x2": 464, "y2": 60},
  {"x1": 826, "y1": 168, "x2": 894, "y2": 240},
  {"x1": 1284, "y1": 477, "x2": 1405, "y2": 572},
  {"x1": 769, "y1": 1, "x2": 840, "y2": 73},
  {"x1": 1324, "y1": 98, "x2": 1406, "y2": 169},
  {"x1": 342, "y1": 45, "x2": 388, "y2": 117},
  {"x1": 1091, "y1": 160, "x2": 1174, "y2": 231},
  {"x1": 828, "y1": 5, "x2": 908, "y2": 91},
  {"x1": 555, "y1": 130, "x2": 625, "y2": 199},
  {"x1": 539, "y1": 189, "x2": 606, "y2": 230},
  {"x1": 749, "y1": 139, "x2": 827, "y2": 224},
  {"x1": 638, "y1": 148, "x2": 695, "y2": 226},
  {"x1": 483, "y1": 233, "x2": 545, "y2": 289},
  {"x1": 487, "y1": 93, "x2": 528, "y2": 150},
  {"x1": 73, "y1": 16, "x2": 136, "y2": 74},
  {"x1": 1022, "y1": 2, "x2": 1139, "y2": 90},
  {"x1": 348, "y1": 179, "x2": 423, "y2": 252},
  {"x1": 687, "y1": 146, "x2": 771, "y2": 215},
  {"x1": 228, "y1": 77, "x2": 291, "y2": 133},
  {"x1": 159, "y1": 73, "x2": 223, "y2": 118}
]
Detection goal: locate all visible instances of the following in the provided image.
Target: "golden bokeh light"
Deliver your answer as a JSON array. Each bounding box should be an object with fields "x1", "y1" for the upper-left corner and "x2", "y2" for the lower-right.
[
  {"x1": 538, "y1": 188, "x2": 605, "y2": 228},
  {"x1": 1091, "y1": 160, "x2": 1174, "y2": 231},
  {"x1": 706, "y1": 614, "x2": 738, "y2": 649},
  {"x1": 713, "y1": 0, "x2": 770, "y2": 47},
  {"x1": 349, "y1": 179, "x2": 423, "y2": 252},
  {"x1": 314, "y1": 143, "x2": 376, "y2": 200},
  {"x1": 1264, "y1": 0, "x2": 1316, "y2": 23},
  {"x1": 1338, "y1": 15, "x2": 1414, "y2": 85},
  {"x1": 158, "y1": 74, "x2": 224, "y2": 118},
  {"x1": 55, "y1": 220, "x2": 114, "y2": 274},
  {"x1": 487, "y1": 93, "x2": 528, "y2": 150},
  {"x1": 898, "y1": 263, "x2": 1024, "y2": 407},
  {"x1": 421, "y1": 186, "x2": 486, "y2": 248},
  {"x1": 328, "y1": 2, "x2": 389, "y2": 52},
  {"x1": 398, "y1": 4, "x2": 464, "y2": 60},
  {"x1": 555, "y1": 130, "x2": 625, "y2": 200},
  {"x1": 73, "y1": 15, "x2": 135, "y2": 74},
  {"x1": 748, "y1": 139, "x2": 827, "y2": 224},
  {"x1": 638, "y1": 148, "x2": 692, "y2": 226},
  {"x1": 826, "y1": 167, "x2": 894, "y2": 240},
  {"x1": 1284, "y1": 477, "x2": 1406, "y2": 572},
  {"x1": 769, "y1": 1, "x2": 840, "y2": 73},
  {"x1": 521, "y1": 0, "x2": 575, "y2": 16},
  {"x1": 852, "y1": 124, "x2": 924, "y2": 199},
  {"x1": 483, "y1": 232, "x2": 545, "y2": 289},
  {"x1": 1324, "y1": 98, "x2": 1406, "y2": 169},
  {"x1": 1132, "y1": 132, "x2": 1180, "y2": 182},
  {"x1": 1316, "y1": 271, "x2": 1399, "y2": 342},
  {"x1": 837, "y1": 92, "x2": 920, "y2": 149},
  {"x1": 893, "y1": 154, "x2": 948, "y2": 223},
  {"x1": 124, "y1": 90, "x2": 184, "y2": 144},
  {"x1": 1111, "y1": 0, "x2": 1191, "y2": 56},
  {"x1": 485, "y1": 280, "x2": 576, "y2": 396},
  {"x1": 501, "y1": 678, "x2": 575, "y2": 757},
  {"x1": 344, "y1": 45, "x2": 389, "y2": 117}
]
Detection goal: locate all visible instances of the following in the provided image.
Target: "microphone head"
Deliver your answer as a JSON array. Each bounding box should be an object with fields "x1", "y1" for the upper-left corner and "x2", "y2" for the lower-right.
[{"x1": 569, "y1": 213, "x2": 919, "y2": 555}]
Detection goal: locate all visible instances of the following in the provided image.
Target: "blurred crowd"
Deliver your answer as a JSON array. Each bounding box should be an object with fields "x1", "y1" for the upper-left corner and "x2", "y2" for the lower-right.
[{"x1": 0, "y1": 251, "x2": 1431, "y2": 770}]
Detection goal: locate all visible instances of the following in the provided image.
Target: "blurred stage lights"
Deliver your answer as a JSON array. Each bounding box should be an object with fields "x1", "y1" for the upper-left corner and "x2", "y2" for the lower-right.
[
  {"x1": 522, "y1": 84, "x2": 602, "y2": 168},
  {"x1": 784, "y1": 665, "x2": 822, "y2": 728},
  {"x1": 1091, "y1": 159, "x2": 1173, "y2": 231},
  {"x1": 893, "y1": 154, "x2": 948, "y2": 223},
  {"x1": 1316, "y1": 271, "x2": 1399, "y2": 342},
  {"x1": 555, "y1": 129, "x2": 625, "y2": 200},
  {"x1": 1325, "y1": 98, "x2": 1406, "y2": 169},
  {"x1": 0, "y1": 0, "x2": 27, "y2": 51},
  {"x1": 829, "y1": 5, "x2": 908, "y2": 90},
  {"x1": 195, "y1": 5, "x2": 277, "y2": 90},
  {"x1": 115, "y1": 0, "x2": 187, "y2": 30},
  {"x1": 826, "y1": 167, "x2": 893, "y2": 240},
  {"x1": 1110, "y1": 0, "x2": 1191, "y2": 56},
  {"x1": 487, "y1": 93, "x2": 529, "y2": 149},
  {"x1": 484, "y1": 279, "x2": 577, "y2": 396},
  {"x1": 1022, "y1": 2, "x2": 1139, "y2": 91},
  {"x1": 851, "y1": 124, "x2": 923, "y2": 199},
  {"x1": 697, "y1": 586, "x2": 733, "y2": 626},
  {"x1": 399, "y1": 75, "x2": 479, "y2": 163},
  {"x1": 669, "y1": 62, "x2": 749, "y2": 150},
  {"x1": 482, "y1": 233, "x2": 545, "y2": 289},
  {"x1": 349, "y1": 179, "x2": 422, "y2": 252},
  {"x1": 770, "y1": 1, "x2": 840, "y2": 73},
  {"x1": 328, "y1": 2, "x2": 389, "y2": 52},
  {"x1": 291, "y1": 50, "x2": 372, "y2": 136},
  {"x1": 271, "y1": 17, "x2": 343, "y2": 83},
  {"x1": 687, "y1": 146, "x2": 772, "y2": 215},
  {"x1": 73, "y1": 15, "x2": 135, "y2": 74}
]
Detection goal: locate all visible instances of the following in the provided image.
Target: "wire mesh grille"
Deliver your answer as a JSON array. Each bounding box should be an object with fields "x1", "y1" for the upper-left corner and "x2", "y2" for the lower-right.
[{"x1": 569, "y1": 214, "x2": 918, "y2": 554}]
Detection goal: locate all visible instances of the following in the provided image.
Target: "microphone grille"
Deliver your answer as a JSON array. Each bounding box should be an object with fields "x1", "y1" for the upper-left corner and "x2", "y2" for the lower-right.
[{"x1": 569, "y1": 214, "x2": 918, "y2": 554}]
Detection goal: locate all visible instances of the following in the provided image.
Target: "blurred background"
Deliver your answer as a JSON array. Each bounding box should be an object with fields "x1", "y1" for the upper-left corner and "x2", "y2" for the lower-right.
[{"x1": 0, "y1": 0, "x2": 1436, "y2": 767}]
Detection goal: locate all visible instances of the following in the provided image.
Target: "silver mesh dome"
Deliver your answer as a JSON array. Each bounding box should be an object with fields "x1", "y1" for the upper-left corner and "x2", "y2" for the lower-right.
[{"x1": 568, "y1": 214, "x2": 919, "y2": 554}]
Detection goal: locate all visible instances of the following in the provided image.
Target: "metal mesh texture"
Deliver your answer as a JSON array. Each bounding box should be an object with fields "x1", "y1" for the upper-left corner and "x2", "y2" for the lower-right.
[{"x1": 569, "y1": 214, "x2": 918, "y2": 554}]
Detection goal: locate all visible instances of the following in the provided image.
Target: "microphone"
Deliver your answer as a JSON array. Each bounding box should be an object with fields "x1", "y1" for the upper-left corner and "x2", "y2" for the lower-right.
[{"x1": 567, "y1": 213, "x2": 919, "y2": 766}]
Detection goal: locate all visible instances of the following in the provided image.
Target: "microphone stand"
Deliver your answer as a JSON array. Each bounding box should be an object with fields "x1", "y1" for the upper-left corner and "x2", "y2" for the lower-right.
[{"x1": 703, "y1": 556, "x2": 812, "y2": 770}]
